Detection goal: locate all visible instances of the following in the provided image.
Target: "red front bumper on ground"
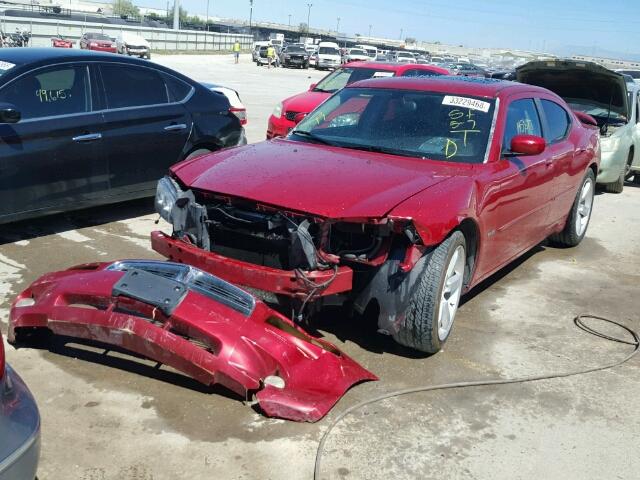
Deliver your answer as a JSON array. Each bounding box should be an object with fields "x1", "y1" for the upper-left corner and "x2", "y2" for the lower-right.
[
  {"x1": 151, "y1": 231, "x2": 353, "y2": 299},
  {"x1": 9, "y1": 260, "x2": 376, "y2": 422}
]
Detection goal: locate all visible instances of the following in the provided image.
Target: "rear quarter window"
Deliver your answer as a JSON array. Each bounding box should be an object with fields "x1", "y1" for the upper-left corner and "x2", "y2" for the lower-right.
[{"x1": 540, "y1": 99, "x2": 571, "y2": 143}]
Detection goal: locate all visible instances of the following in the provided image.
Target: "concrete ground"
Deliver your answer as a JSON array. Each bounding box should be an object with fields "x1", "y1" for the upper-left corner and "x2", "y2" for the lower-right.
[{"x1": 2, "y1": 54, "x2": 640, "y2": 480}]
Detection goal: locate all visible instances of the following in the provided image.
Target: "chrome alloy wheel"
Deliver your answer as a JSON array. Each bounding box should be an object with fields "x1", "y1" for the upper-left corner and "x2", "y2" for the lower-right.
[
  {"x1": 576, "y1": 177, "x2": 594, "y2": 237},
  {"x1": 437, "y1": 245, "x2": 465, "y2": 341}
]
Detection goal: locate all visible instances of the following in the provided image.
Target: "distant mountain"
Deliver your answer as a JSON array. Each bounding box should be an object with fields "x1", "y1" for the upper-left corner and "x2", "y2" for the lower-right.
[{"x1": 553, "y1": 45, "x2": 640, "y2": 62}]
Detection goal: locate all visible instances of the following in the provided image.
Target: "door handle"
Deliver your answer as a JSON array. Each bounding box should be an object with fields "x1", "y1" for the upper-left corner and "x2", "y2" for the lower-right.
[
  {"x1": 164, "y1": 123, "x2": 187, "y2": 132},
  {"x1": 72, "y1": 133, "x2": 102, "y2": 142}
]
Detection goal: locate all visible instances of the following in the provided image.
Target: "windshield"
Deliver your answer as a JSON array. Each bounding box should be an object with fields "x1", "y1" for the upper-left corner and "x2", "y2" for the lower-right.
[
  {"x1": 619, "y1": 70, "x2": 640, "y2": 79},
  {"x1": 567, "y1": 101, "x2": 627, "y2": 124},
  {"x1": 287, "y1": 46, "x2": 306, "y2": 53},
  {"x1": 313, "y1": 67, "x2": 395, "y2": 93},
  {"x1": 319, "y1": 47, "x2": 339, "y2": 55},
  {"x1": 397, "y1": 52, "x2": 413, "y2": 58},
  {"x1": 291, "y1": 87, "x2": 495, "y2": 163},
  {"x1": 349, "y1": 49, "x2": 366, "y2": 55},
  {"x1": 87, "y1": 33, "x2": 111, "y2": 41}
]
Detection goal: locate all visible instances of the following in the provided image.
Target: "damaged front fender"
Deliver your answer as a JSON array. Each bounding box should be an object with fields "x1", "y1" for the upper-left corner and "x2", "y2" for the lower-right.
[{"x1": 9, "y1": 260, "x2": 376, "y2": 422}]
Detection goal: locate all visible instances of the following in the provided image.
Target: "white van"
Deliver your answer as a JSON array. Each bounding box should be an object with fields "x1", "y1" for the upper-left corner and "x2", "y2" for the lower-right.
[
  {"x1": 315, "y1": 41, "x2": 341, "y2": 70},
  {"x1": 355, "y1": 44, "x2": 377, "y2": 59}
]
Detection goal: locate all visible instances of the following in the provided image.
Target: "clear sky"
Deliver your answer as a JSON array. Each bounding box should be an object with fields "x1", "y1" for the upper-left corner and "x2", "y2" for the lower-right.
[{"x1": 142, "y1": 0, "x2": 640, "y2": 58}]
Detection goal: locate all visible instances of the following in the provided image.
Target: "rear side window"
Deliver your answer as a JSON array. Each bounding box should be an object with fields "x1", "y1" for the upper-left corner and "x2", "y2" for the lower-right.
[
  {"x1": 162, "y1": 73, "x2": 192, "y2": 102},
  {"x1": 100, "y1": 64, "x2": 168, "y2": 109},
  {"x1": 503, "y1": 98, "x2": 542, "y2": 151},
  {"x1": 540, "y1": 99, "x2": 570, "y2": 142},
  {"x1": 0, "y1": 65, "x2": 90, "y2": 120}
]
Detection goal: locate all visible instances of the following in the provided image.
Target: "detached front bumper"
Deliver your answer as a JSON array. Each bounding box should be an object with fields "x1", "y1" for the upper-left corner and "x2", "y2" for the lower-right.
[
  {"x1": 0, "y1": 366, "x2": 40, "y2": 480},
  {"x1": 10, "y1": 260, "x2": 374, "y2": 422},
  {"x1": 151, "y1": 231, "x2": 353, "y2": 299}
]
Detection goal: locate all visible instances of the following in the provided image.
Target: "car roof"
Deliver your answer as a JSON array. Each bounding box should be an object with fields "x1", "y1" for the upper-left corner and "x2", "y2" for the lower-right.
[
  {"x1": 344, "y1": 61, "x2": 447, "y2": 73},
  {"x1": 347, "y1": 75, "x2": 547, "y2": 98},
  {"x1": 0, "y1": 47, "x2": 121, "y2": 65}
]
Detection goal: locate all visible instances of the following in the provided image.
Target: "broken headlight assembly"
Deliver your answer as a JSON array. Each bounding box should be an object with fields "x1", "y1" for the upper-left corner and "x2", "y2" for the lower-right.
[{"x1": 155, "y1": 176, "x2": 181, "y2": 224}]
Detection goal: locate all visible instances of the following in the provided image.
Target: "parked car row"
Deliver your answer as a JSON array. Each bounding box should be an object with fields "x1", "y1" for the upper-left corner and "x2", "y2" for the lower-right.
[{"x1": 51, "y1": 31, "x2": 151, "y2": 58}]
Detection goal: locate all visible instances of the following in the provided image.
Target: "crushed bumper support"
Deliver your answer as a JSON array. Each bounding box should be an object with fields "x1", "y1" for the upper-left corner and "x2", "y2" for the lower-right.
[
  {"x1": 151, "y1": 231, "x2": 354, "y2": 299},
  {"x1": 9, "y1": 260, "x2": 376, "y2": 422}
]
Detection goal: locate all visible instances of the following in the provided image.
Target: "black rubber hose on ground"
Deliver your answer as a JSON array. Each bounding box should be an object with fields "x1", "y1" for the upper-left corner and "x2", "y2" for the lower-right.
[{"x1": 314, "y1": 314, "x2": 640, "y2": 479}]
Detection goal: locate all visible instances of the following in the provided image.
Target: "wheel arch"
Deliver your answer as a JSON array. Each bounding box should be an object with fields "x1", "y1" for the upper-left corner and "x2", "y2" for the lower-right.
[{"x1": 456, "y1": 218, "x2": 480, "y2": 289}]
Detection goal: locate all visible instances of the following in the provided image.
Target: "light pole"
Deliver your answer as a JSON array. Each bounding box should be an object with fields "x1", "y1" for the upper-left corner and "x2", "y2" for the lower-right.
[
  {"x1": 306, "y1": 3, "x2": 312, "y2": 32},
  {"x1": 399, "y1": 28, "x2": 403, "y2": 40},
  {"x1": 172, "y1": 0, "x2": 179, "y2": 30},
  {"x1": 249, "y1": 0, "x2": 253, "y2": 31},
  {"x1": 368, "y1": 24, "x2": 372, "y2": 40},
  {"x1": 288, "y1": 14, "x2": 291, "y2": 26},
  {"x1": 206, "y1": 0, "x2": 210, "y2": 31},
  {"x1": 336, "y1": 16, "x2": 340, "y2": 33}
]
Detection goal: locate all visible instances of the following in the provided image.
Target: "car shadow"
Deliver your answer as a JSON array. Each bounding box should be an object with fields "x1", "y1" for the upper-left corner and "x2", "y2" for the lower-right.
[
  {"x1": 311, "y1": 244, "x2": 546, "y2": 359},
  {"x1": 12, "y1": 332, "x2": 244, "y2": 401},
  {"x1": 0, "y1": 198, "x2": 156, "y2": 246}
]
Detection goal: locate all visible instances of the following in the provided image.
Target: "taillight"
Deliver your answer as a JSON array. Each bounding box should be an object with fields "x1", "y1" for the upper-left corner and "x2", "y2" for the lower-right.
[
  {"x1": 230, "y1": 107, "x2": 247, "y2": 125},
  {"x1": 0, "y1": 330, "x2": 5, "y2": 379}
]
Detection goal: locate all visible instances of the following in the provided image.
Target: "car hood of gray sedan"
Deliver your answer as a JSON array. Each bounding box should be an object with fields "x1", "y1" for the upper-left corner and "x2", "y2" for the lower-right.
[{"x1": 516, "y1": 60, "x2": 629, "y2": 119}]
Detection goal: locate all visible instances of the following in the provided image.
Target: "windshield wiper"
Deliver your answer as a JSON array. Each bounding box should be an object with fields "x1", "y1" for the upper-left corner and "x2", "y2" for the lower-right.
[
  {"x1": 291, "y1": 130, "x2": 335, "y2": 146},
  {"x1": 340, "y1": 144, "x2": 425, "y2": 158},
  {"x1": 312, "y1": 87, "x2": 334, "y2": 93}
]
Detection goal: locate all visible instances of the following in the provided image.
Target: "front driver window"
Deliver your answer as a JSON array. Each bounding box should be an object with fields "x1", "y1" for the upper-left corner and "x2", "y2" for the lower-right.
[
  {"x1": 503, "y1": 98, "x2": 542, "y2": 151},
  {"x1": 0, "y1": 65, "x2": 90, "y2": 120}
]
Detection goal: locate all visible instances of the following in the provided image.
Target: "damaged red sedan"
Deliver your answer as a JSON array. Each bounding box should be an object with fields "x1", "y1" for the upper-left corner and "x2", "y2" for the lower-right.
[{"x1": 151, "y1": 76, "x2": 600, "y2": 354}]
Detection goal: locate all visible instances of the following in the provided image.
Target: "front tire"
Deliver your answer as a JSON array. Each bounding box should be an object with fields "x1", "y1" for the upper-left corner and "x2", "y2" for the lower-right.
[
  {"x1": 393, "y1": 231, "x2": 466, "y2": 353},
  {"x1": 549, "y1": 169, "x2": 595, "y2": 247}
]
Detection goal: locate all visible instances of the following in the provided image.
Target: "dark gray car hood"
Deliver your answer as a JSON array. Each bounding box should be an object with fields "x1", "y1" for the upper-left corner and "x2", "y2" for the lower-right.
[{"x1": 516, "y1": 60, "x2": 629, "y2": 119}]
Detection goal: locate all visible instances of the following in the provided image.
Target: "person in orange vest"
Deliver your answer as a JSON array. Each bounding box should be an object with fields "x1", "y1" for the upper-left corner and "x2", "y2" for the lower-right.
[
  {"x1": 233, "y1": 40, "x2": 241, "y2": 64},
  {"x1": 266, "y1": 44, "x2": 276, "y2": 69}
]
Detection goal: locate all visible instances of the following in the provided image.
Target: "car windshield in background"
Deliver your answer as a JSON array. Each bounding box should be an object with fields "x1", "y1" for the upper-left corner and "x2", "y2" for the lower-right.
[
  {"x1": 567, "y1": 101, "x2": 628, "y2": 124},
  {"x1": 287, "y1": 46, "x2": 306, "y2": 53},
  {"x1": 319, "y1": 47, "x2": 339, "y2": 55},
  {"x1": 292, "y1": 87, "x2": 495, "y2": 163},
  {"x1": 313, "y1": 67, "x2": 395, "y2": 93},
  {"x1": 87, "y1": 33, "x2": 111, "y2": 41},
  {"x1": 350, "y1": 49, "x2": 366, "y2": 55},
  {"x1": 397, "y1": 52, "x2": 413, "y2": 58},
  {"x1": 619, "y1": 70, "x2": 640, "y2": 79}
]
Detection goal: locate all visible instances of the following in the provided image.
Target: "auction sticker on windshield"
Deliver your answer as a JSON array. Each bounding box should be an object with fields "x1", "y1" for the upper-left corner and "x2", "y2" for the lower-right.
[
  {"x1": 0, "y1": 61, "x2": 16, "y2": 71},
  {"x1": 442, "y1": 95, "x2": 490, "y2": 112}
]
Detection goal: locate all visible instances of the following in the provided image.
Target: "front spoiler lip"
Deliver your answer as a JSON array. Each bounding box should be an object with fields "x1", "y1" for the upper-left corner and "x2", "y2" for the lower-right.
[
  {"x1": 9, "y1": 260, "x2": 375, "y2": 422},
  {"x1": 150, "y1": 231, "x2": 354, "y2": 299}
]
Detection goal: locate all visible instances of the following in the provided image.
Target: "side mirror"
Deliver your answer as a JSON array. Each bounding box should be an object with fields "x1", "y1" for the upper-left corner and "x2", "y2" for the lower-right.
[
  {"x1": 0, "y1": 103, "x2": 21, "y2": 124},
  {"x1": 507, "y1": 134, "x2": 545, "y2": 156},
  {"x1": 309, "y1": 83, "x2": 317, "y2": 91},
  {"x1": 293, "y1": 112, "x2": 307, "y2": 124}
]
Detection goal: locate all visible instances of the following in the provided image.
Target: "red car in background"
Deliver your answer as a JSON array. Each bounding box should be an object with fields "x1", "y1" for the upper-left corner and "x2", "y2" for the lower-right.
[
  {"x1": 267, "y1": 61, "x2": 449, "y2": 138},
  {"x1": 51, "y1": 36, "x2": 73, "y2": 48},
  {"x1": 79, "y1": 32, "x2": 116, "y2": 53},
  {"x1": 153, "y1": 76, "x2": 600, "y2": 354}
]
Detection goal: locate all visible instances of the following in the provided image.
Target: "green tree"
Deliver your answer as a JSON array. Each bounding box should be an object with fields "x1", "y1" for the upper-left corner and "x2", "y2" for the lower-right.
[{"x1": 112, "y1": 0, "x2": 139, "y2": 17}]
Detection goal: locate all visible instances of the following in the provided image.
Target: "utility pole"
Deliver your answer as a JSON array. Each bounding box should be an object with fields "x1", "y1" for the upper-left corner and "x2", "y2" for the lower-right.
[
  {"x1": 368, "y1": 24, "x2": 372, "y2": 40},
  {"x1": 288, "y1": 14, "x2": 291, "y2": 26},
  {"x1": 206, "y1": 0, "x2": 210, "y2": 31},
  {"x1": 306, "y1": 3, "x2": 312, "y2": 32},
  {"x1": 249, "y1": 0, "x2": 253, "y2": 31},
  {"x1": 172, "y1": 0, "x2": 179, "y2": 30},
  {"x1": 336, "y1": 16, "x2": 340, "y2": 33},
  {"x1": 399, "y1": 27, "x2": 403, "y2": 40}
]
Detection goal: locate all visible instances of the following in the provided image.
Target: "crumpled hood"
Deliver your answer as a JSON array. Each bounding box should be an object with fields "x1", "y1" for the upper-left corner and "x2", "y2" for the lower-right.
[
  {"x1": 282, "y1": 90, "x2": 331, "y2": 114},
  {"x1": 516, "y1": 60, "x2": 629, "y2": 119},
  {"x1": 171, "y1": 139, "x2": 461, "y2": 219}
]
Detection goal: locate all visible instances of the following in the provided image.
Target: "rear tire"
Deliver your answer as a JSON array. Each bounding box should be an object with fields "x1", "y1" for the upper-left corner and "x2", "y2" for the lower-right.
[
  {"x1": 633, "y1": 173, "x2": 640, "y2": 185},
  {"x1": 603, "y1": 171, "x2": 624, "y2": 193},
  {"x1": 549, "y1": 169, "x2": 595, "y2": 247},
  {"x1": 624, "y1": 150, "x2": 634, "y2": 180},
  {"x1": 393, "y1": 231, "x2": 466, "y2": 353}
]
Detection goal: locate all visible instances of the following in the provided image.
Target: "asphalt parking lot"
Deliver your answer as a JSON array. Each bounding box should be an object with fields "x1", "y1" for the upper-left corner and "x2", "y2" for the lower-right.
[{"x1": 2, "y1": 53, "x2": 640, "y2": 480}]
